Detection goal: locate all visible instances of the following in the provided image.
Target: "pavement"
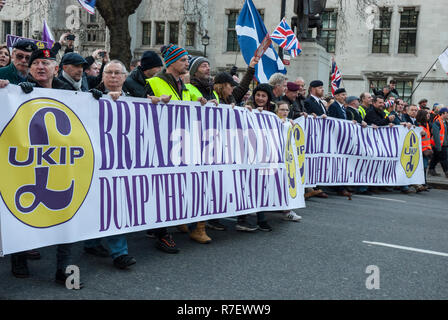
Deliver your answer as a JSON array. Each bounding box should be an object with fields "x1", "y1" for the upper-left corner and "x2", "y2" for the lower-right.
[
  {"x1": 426, "y1": 164, "x2": 448, "y2": 189},
  {"x1": 0, "y1": 184, "x2": 447, "y2": 301}
]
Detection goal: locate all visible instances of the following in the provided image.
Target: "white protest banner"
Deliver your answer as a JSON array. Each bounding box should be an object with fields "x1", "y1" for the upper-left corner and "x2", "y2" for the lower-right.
[
  {"x1": 0, "y1": 86, "x2": 305, "y2": 256},
  {"x1": 293, "y1": 117, "x2": 425, "y2": 187}
]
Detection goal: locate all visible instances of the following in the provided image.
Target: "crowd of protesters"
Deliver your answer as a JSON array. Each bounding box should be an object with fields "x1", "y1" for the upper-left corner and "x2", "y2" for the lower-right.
[{"x1": 0, "y1": 35, "x2": 446, "y2": 289}]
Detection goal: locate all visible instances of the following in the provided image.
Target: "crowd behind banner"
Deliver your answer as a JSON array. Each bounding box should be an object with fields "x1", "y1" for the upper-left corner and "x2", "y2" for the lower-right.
[{"x1": 0, "y1": 33, "x2": 445, "y2": 289}]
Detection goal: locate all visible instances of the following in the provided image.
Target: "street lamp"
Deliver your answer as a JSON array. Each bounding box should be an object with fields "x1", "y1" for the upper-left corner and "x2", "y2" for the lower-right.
[{"x1": 201, "y1": 30, "x2": 210, "y2": 57}]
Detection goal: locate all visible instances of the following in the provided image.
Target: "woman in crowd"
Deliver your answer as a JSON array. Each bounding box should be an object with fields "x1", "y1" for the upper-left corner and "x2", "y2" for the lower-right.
[
  {"x1": 0, "y1": 45, "x2": 11, "y2": 67},
  {"x1": 417, "y1": 109, "x2": 433, "y2": 191}
]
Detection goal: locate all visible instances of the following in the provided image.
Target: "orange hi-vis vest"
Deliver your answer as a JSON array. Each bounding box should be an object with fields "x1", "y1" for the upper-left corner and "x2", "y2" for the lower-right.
[
  {"x1": 420, "y1": 123, "x2": 433, "y2": 151},
  {"x1": 432, "y1": 115, "x2": 445, "y2": 147}
]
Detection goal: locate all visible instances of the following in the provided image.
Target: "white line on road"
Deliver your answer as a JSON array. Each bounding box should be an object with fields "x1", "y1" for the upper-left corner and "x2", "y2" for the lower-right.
[
  {"x1": 363, "y1": 241, "x2": 448, "y2": 257},
  {"x1": 354, "y1": 195, "x2": 407, "y2": 203}
]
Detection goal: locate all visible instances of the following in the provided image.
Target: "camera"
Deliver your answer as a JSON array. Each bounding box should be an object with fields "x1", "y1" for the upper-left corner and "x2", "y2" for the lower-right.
[
  {"x1": 99, "y1": 51, "x2": 106, "y2": 58},
  {"x1": 67, "y1": 34, "x2": 75, "y2": 41}
]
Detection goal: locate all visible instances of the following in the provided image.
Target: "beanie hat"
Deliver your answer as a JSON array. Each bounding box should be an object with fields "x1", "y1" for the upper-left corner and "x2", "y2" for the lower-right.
[
  {"x1": 160, "y1": 44, "x2": 188, "y2": 68},
  {"x1": 252, "y1": 83, "x2": 273, "y2": 103},
  {"x1": 140, "y1": 50, "x2": 163, "y2": 71},
  {"x1": 188, "y1": 56, "x2": 209, "y2": 76},
  {"x1": 214, "y1": 71, "x2": 239, "y2": 87}
]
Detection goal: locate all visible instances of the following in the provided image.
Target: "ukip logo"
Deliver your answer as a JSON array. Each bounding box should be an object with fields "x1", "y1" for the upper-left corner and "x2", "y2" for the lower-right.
[
  {"x1": 285, "y1": 123, "x2": 306, "y2": 199},
  {"x1": 400, "y1": 130, "x2": 420, "y2": 178},
  {"x1": 0, "y1": 98, "x2": 94, "y2": 228}
]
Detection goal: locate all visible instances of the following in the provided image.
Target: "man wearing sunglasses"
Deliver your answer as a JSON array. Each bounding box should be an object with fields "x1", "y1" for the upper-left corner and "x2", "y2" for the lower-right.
[{"x1": 0, "y1": 39, "x2": 37, "y2": 84}]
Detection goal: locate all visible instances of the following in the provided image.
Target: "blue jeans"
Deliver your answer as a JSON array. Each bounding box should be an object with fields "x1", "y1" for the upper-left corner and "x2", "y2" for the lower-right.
[{"x1": 85, "y1": 235, "x2": 128, "y2": 260}]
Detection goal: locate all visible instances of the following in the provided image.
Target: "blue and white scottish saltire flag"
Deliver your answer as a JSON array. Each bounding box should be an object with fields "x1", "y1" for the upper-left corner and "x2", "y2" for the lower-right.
[
  {"x1": 236, "y1": 0, "x2": 286, "y2": 83},
  {"x1": 271, "y1": 18, "x2": 302, "y2": 58},
  {"x1": 78, "y1": 0, "x2": 96, "y2": 15}
]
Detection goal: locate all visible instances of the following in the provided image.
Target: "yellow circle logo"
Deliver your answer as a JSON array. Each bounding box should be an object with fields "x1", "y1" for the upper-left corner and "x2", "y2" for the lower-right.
[
  {"x1": 292, "y1": 124, "x2": 306, "y2": 185},
  {"x1": 0, "y1": 98, "x2": 94, "y2": 228},
  {"x1": 400, "y1": 130, "x2": 420, "y2": 178},
  {"x1": 285, "y1": 126, "x2": 297, "y2": 198}
]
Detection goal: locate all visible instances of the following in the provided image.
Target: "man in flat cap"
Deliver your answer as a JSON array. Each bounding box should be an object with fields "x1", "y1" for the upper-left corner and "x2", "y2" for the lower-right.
[
  {"x1": 304, "y1": 80, "x2": 327, "y2": 116},
  {"x1": 0, "y1": 39, "x2": 37, "y2": 84},
  {"x1": 58, "y1": 52, "x2": 89, "y2": 92},
  {"x1": 328, "y1": 88, "x2": 347, "y2": 119}
]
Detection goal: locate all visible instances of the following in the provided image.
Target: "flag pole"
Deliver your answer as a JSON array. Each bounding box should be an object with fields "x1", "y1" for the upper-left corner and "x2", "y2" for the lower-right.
[
  {"x1": 407, "y1": 45, "x2": 448, "y2": 103},
  {"x1": 278, "y1": 0, "x2": 286, "y2": 60}
]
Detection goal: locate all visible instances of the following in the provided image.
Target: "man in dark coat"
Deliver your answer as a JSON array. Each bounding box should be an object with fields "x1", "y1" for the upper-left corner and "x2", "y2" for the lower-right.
[
  {"x1": 364, "y1": 96, "x2": 395, "y2": 126},
  {"x1": 123, "y1": 50, "x2": 163, "y2": 98},
  {"x1": 0, "y1": 39, "x2": 37, "y2": 84},
  {"x1": 283, "y1": 81, "x2": 305, "y2": 119},
  {"x1": 304, "y1": 80, "x2": 327, "y2": 116},
  {"x1": 58, "y1": 52, "x2": 89, "y2": 92},
  {"x1": 328, "y1": 88, "x2": 347, "y2": 119}
]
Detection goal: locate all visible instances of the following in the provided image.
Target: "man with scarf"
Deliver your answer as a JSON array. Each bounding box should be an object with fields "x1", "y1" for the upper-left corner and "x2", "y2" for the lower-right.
[
  {"x1": 58, "y1": 52, "x2": 89, "y2": 92},
  {"x1": 186, "y1": 56, "x2": 219, "y2": 104}
]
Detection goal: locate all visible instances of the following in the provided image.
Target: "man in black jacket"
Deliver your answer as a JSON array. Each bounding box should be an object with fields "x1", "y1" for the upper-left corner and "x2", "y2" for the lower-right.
[
  {"x1": 364, "y1": 96, "x2": 395, "y2": 127},
  {"x1": 123, "y1": 50, "x2": 163, "y2": 98},
  {"x1": 328, "y1": 88, "x2": 347, "y2": 119},
  {"x1": 58, "y1": 52, "x2": 89, "y2": 92},
  {"x1": 304, "y1": 80, "x2": 327, "y2": 116},
  {"x1": 283, "y1": 81, "x2": 305, "y2": 119}
]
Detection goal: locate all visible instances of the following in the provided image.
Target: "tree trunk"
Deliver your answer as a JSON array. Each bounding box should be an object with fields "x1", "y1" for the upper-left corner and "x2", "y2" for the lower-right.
[{"x1": 96, "y1": 0, "x2": 142, "y2": 69}]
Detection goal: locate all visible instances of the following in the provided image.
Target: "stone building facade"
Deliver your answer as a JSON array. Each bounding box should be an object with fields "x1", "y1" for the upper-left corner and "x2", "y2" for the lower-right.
[{"x1": 0, "y1": 0, "x2": 447, "y2": 104}]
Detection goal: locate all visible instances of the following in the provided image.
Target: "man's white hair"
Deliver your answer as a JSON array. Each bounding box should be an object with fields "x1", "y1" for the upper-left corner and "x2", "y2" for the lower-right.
[{"x1": 268, "y1": 73, "x2": 288, "y2": 87}]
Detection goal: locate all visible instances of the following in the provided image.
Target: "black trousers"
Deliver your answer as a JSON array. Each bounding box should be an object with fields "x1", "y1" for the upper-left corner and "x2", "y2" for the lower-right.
[{"x1": 429, "y1": 145, "x2": 448, "y2": 172}]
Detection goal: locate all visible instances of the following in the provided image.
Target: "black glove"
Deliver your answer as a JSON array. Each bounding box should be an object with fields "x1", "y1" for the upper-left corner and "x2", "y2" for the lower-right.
[
  {"x1": 90, "y1": 88, "x2": 103, "y2": 100},
  {"x1": 19, "y1": 82, "x2": 35, "y2": 94},
  {"x1": 230, "y1": 65, "x2": 238, "y2": 76}
]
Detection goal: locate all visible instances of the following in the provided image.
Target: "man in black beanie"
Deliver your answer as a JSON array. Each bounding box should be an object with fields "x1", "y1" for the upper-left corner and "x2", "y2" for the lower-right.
[{"x1": 123, "y1": 50, "x2": 163, "y2": 97}]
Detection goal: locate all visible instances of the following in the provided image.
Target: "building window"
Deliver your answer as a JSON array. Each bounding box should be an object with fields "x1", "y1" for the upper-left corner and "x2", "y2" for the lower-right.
[
  {"x1": 395, "y1": 79, "x2": 414, "y2": 101},
  {"x1": 185, "y1": 22, "x2": 195, "y2": 47},
  {"x1": 320, "y1": 10, "x2": 338, "y2": 53},
  {"x1": 398, "y1": 7, "x2": 418, "y2": 54},
  {"x1": 155, "y1": 21, "x2": 165, "y2": 45},
  {"x1": 226, "y1": 10, "x2": 239, "y2": 52},
  {"x1": 89, "y1": 13, "x2": 97, "y2": 24},
  {"x1": 2, "y1": 21, "x2": 11, "y2": 43},
  {"x1": 142, "y1": 22, "x2": 151, "y2": 46},
  {"x1": 169, "y1": 22, "x2": 179, "y2": 45},
  {"x1": 14, "y1": 21, "x2": 23, "y2": 37},
  {"x1": 372, "y1": 8, "x2": 391, "y2": 53}
]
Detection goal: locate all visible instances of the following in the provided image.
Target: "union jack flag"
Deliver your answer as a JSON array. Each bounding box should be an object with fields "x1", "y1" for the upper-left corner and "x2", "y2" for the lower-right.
[
  {"x1": 330, "y1": 57, "x2": 343, "y2": 95},
  {"x1": 271, "y1": 18, "x2": 302, "y2": 58}
]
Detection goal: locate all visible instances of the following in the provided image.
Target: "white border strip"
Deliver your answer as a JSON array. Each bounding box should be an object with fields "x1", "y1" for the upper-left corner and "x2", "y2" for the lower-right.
[{"x1": 363, "y1": 241, "x2": 448, "y2": 257}]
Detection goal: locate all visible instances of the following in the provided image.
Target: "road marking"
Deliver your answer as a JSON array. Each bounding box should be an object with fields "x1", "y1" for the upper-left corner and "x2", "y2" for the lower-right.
[
  {"x1": 363, "y1": 241, "x2": 448, "y2": 257},
  {"x1": 354, "y1": 195, "x2": 407, "y2": 203}
]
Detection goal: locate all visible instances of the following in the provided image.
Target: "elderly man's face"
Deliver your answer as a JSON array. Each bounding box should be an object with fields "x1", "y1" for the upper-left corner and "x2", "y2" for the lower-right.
[
  {"x1": 335, "y1": 92, "x2": 347, "y2": 104},
  {"x1": 12, "y1": 49, "x2": 32, "y2": 74},
  {"x1": 29, "y1": 59, "x2": 57, "y2": 84},
  {"x1": 103, "y1": 62, "x2": 126, "y2": 90},
  {"x1": 295, "y1": 79, "x2": 305, "y2": 95},
  {"x1": 408, "y1": 105, "x2": 418, "y2": 118}
]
